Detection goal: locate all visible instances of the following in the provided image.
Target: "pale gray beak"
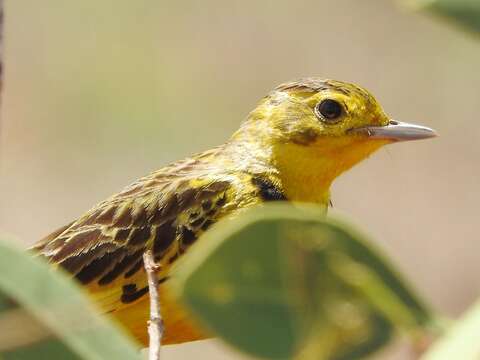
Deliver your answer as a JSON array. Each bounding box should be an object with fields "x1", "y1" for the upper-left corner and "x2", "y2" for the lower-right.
[{"x1": 349, "y1": 120, "x2": 438, "y2": 142}]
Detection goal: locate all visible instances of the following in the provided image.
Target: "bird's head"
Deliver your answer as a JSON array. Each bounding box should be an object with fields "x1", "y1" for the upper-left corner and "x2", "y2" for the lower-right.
[{"x1": 230, "y1": 78, "x2": 437, "y2": 202}]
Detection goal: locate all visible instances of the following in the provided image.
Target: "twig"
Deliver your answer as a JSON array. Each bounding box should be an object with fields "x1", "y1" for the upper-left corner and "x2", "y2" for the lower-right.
[{"x1": 143, "y1": 250, "x2": 164, "y2": 360}]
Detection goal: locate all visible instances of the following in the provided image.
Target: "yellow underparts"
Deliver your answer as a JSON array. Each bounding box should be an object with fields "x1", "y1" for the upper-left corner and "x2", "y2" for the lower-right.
[
  {"x1": 97, "y1": 284, "x2": 207, "y2": 346},
  {"x1": 273, "y1": 137, "x2": 389, "y2": 204}
]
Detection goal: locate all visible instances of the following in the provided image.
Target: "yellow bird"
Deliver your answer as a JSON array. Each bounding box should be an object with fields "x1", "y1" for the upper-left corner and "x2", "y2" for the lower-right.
[{"x1": 31, "y1": 78, "x2": 436, "y2": 346}]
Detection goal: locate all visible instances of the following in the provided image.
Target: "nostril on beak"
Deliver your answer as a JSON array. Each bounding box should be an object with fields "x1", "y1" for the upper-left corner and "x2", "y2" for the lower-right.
[{"x1": 389, "y1": 120, "x2": 399, "y2": 125}]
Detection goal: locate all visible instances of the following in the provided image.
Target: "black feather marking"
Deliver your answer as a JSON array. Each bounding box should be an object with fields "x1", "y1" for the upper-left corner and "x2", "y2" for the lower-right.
[
  {"x1": 74, "y1": 248, "x2": 125, "y2": 284},
  {"x1": 97, "y1": 249, "x2": 144, "y2": 286},
  {"x1": 128, "y1": 227, "x2": 151, "y2": 246},
  {"x1": 216, "y1": 195, "x2": 227, "y2": 207},
  {"x1": 201, "y1": 219, "x2": 214, "y2": 231},
  {"x1": 60, "y1": 242, "x2": 117, "y2": 274},
  {"x1": 120, "y1": 277, "x2": 168, "y2": 304},
  {"x1": 251, "y1": 177, "x2": 287, "y2": 201},
  {"x1": 180, "y1": 226, "x2": 197, "y2": 246},
  {"x1": 121, "y1": 285, "x2": 149, "y2": 304},
  {"x1": 153, "y1": 221, "x2": 176, "y2": 256},
  {"x1": 123, "y1": 284, "x2": 137, "y2": 294},
  {"x1": 168, "y1": 253, "x2": 179, "y2": 264},
  {"x1": 201, "y1": 199, "x2": 213, "y2": 211},
  {"x1": 124, "y1": 259, "x2": 144, "y2": 278},
  {"x1": 191, "y1": 217, "x2": 205, "y2": 228}
]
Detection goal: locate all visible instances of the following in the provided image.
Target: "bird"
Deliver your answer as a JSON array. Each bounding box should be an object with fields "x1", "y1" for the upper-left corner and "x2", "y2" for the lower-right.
[{"x1": 31, "y1": 78, "x2": 436, "y2": 346}]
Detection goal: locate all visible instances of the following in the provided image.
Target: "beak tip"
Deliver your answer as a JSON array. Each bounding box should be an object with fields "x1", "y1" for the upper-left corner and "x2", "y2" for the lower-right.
[
  {"x1": 351, "y1": 120, "x2": 438, "y2": 142},
  {"x1": 409, "y1": 125, "x2": 438, "y2": 141}
]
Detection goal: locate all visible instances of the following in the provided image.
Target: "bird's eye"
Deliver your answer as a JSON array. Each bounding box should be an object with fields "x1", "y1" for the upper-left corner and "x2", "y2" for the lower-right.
[{"x1": 315, "y1": 99, "x2": 343, "y2": 123}]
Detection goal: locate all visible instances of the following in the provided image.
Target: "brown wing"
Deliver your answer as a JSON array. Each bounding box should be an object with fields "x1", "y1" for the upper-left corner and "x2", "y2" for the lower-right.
[
  {"x1": 31, "y1": 148, "x2": 283, "y2": 316},
  {"x1": 31, "y1": 170, "x2": 236, "y2": 292}
]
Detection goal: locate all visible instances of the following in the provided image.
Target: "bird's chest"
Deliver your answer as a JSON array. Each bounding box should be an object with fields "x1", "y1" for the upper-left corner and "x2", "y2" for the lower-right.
[
  {"x1": 271, "y1": 143, "x2": 338, "y2": 207},
  {"x1": 249, "y1": 173, "x2": 330, "y2": 210},
  {"x1": 282, "y1": 178, "x2": 331, "y2": 206}
]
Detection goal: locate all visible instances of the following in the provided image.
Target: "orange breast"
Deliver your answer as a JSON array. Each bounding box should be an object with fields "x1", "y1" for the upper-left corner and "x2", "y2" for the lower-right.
[{"x1": 106, "y1": 285, "x2": 209, "y2": 346}]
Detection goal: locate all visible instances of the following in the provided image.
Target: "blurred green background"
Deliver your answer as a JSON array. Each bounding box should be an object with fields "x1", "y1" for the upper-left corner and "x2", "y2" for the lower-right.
[{"x1": 0, "y1": 1, "x2": 479, "y2": 359}]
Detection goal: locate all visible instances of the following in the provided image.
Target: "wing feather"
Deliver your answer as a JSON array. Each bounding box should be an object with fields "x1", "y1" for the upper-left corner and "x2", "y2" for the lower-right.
[
  {"x1": 29, "y1": 154, "x2": 282, "y2": 342},
  {"x1": 31, "y1": 175, "x2": 234, "y2": 291}
]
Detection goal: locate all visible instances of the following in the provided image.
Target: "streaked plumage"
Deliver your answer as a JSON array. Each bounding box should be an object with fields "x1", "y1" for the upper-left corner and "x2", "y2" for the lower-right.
[{"x1": 31, "y1": 78, "x2": 436, "y2": 345}]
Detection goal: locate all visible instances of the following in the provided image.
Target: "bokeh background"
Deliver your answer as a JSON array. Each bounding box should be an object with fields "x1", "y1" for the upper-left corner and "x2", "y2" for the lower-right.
[{"x1": 1, "y1": 1, "x2": 479, "y2": 359}]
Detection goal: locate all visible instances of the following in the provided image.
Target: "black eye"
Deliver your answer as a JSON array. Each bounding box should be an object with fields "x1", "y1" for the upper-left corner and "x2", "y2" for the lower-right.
[{"x1": 315, "y1": 99, "x2": 343, "y2": 123}]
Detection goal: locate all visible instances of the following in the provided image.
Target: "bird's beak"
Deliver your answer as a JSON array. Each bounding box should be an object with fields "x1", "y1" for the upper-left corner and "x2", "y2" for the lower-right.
[{"x1": 349, "y1": 120, "x2": 438, "y2": 142}]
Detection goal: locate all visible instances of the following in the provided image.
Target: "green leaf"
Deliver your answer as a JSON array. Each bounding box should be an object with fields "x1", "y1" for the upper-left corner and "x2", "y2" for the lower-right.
[
  {"x1": 171, "y1": 204, "x2": 442, "y2": 360},
  {"x1": 0, "y1": 238, "x2": 143, "y2": 360},
  {"x1": 411, "y1": 0, "x2": 480, "y2": 33}
]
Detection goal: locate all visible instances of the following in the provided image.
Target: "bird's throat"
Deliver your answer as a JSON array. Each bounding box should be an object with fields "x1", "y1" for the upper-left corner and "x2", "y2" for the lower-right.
[
  {"x1": 273, "y1": 143, "x2": 334, "y2": 204},
  {"x1": 271, "y1": 137, "x2": 387, "y2": 205},
  {"x1": 226, "y1": 124, "x2": 387, "y2": 206}
]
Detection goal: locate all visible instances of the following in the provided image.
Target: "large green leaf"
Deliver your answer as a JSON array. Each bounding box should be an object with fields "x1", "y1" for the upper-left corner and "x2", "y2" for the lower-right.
[
  {"x1": 171, "y1": 204, "x2": 443, "y2": 360},
  {"x1": 0, "y1": 238, "x2": 143, "y2": 360},
  {"x1": 411, "y1": 0, "x2": 480, "y2": 33}
]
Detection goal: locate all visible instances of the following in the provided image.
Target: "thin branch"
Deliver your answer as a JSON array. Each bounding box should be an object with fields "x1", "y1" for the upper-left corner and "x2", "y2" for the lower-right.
[{"x1": 143, "y1": 250, "x2": 164, "y2": 360}]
